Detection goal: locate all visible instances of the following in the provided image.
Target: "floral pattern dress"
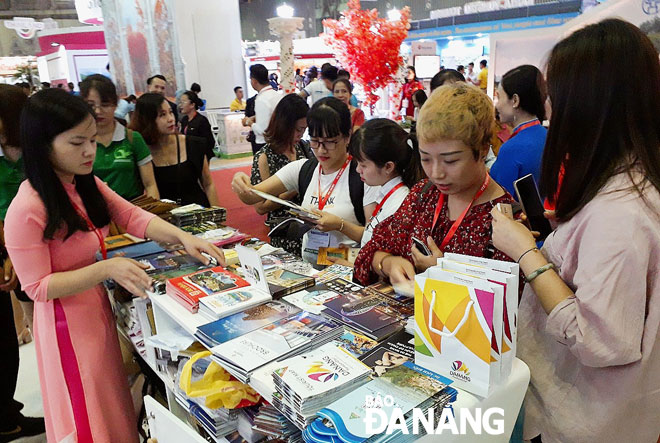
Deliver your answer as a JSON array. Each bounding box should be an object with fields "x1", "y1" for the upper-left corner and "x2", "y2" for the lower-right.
[
  {"x1": 251, "y1": 141, "x2": 310, "y2": 255},
  {"x1": 354, "y1": 179, "x2": 515, "y2": 285}
]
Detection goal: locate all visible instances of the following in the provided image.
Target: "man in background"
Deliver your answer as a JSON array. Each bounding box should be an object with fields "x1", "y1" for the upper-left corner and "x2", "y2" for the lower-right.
[
  {"x1": 147, "y1": 74, "x2": 178, "y2": 122},
  {"x1": 477, "y1": 60, "x2": 489, "y2": 92},
  {"x1": 457, "y1": 65, "x2": 465, "y2": 76},
  {"x1": 230, "y1": 86, "x2": 246, "y2": 111},
  {"x1": 300, "y1": 63, "x2": 337, "y2": 106},
  {"x1": 242, "y1": 64, "x2": 281, "y2": 154},
  {"x1": 466, "y1": 62, "x2": 478, "y2": 86}
]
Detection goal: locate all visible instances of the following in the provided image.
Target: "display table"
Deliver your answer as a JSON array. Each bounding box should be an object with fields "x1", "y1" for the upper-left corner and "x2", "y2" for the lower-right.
[
  {"x1": 203, "y1": 109, "x2": 253, "y2": 158},
  {"x1": 130, "y1": 291, "x2": 529, "y2": 442}
]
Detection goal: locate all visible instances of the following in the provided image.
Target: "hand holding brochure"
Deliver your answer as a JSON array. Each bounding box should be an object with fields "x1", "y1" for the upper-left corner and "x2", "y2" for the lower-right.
[{"x1": 250, "y1": 189, "x2": 320, "y2": 220}]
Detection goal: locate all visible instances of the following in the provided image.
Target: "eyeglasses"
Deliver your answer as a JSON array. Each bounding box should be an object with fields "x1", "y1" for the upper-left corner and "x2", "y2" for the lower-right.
[
  {"x1": 87, "y1": 102, "x2": 115, "y2": 110},
  {"x1": 309, "y1": 138, "x2": 340, "y2": 151}
]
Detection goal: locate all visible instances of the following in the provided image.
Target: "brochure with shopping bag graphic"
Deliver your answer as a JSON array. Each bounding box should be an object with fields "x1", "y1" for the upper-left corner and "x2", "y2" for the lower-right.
[{"x1": 414, "y1": 268, "x2": 503, "y2": 397}]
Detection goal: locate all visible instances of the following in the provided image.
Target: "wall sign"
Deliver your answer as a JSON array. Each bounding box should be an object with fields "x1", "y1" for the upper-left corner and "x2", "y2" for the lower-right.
[{"x1": 4, "y1": 17, "x2": 58, "y2": 40}]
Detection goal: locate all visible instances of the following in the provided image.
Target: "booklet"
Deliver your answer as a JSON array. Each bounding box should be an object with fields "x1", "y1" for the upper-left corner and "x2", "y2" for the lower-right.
[
  {"x1": 199, "y1": 287, "x2": 272, "y2": 320},
  {"x1": 195, "y1": 300, "x2": 301, "y2": 347},
  {"x1": 251, "y1": 189, "x2": 320, "y2": 220},
  {"x1": 212, "y1": 311, "x2": 342, "y2": 382}
]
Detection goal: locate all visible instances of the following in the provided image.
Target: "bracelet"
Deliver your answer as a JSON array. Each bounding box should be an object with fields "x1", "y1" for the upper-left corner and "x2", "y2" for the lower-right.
[
  {"x1": 517, "y1": 247, "x2": 539, "y2": 263},
  {"x1": 339, "y1": 219, "x2": 345, "y2": 232},
  {"x1": 525, "y1": 263, "x2": 556, "y2": 283},
  {"x1": 376, "y1": 254, "x2": 392, "y2": 276}
]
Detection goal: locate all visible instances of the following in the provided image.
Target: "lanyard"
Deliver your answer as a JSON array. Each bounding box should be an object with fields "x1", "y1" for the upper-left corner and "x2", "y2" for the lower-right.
[
  {"x1": 372, "y1": 182, "x2": 405, "y2": 218},
  {"x1": 510, "y1": 119, "x2": 540, "y2": 138},
  {"x1": 432, "y1": 174, "x2": 490, "y2": 251},
  {"x1": 317, "y1": 156, "x2": 351, "y2": 211},
  {"x1": 70, "y1": 200, "x2": 107, "y2": 260}
]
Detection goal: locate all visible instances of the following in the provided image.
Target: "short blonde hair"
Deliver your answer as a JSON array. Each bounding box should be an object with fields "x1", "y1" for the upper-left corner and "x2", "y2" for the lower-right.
[{"x1": 417, "y1": 83, "x2": 495, "y2": 158}]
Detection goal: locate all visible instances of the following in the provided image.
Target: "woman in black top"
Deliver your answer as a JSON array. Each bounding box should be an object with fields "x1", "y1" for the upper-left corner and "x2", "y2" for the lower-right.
[
  {"x1": 250, "y1": 93, "x2": 311, "y2": 254},
  {"x1": 179, "y1": 90, "x2": 215, "y2": 160},
  {"x1": 130, "y1": 93, "x2": 219, "y2": 207}
]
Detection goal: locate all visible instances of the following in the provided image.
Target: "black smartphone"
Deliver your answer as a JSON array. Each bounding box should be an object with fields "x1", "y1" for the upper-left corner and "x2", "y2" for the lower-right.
[
  {"x1": 411, "y1": 236, "x2": 432, "y2": 256},
  {"x1": 513, "y1": 174, "x2": 553, "y2": 241}
]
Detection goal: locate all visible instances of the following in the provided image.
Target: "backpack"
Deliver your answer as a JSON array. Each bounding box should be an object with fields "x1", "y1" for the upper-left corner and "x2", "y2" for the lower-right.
[{"x1": 298, "y1": 157, "x2": 366, "y2": 226}]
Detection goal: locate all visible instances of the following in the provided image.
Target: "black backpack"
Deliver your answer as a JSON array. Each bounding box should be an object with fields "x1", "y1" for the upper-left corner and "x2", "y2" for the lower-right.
[{"x1": 297, "y1": 157, "x2": 366, "y2": 226}]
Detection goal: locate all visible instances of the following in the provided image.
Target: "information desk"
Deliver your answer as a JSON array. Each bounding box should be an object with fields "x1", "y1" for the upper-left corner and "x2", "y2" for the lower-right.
[
  {"x1": 126, "y1": 290, "x2": 529, "y2": 443},
  {"x1": 203, "y1": 109, "x2": 252, "y2": 158}
]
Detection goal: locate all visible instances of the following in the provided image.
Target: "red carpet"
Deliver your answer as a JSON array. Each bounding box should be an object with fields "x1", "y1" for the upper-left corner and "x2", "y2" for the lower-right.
[{"x1": 211, "y1": 165, "x2": 270, "y2": 242}]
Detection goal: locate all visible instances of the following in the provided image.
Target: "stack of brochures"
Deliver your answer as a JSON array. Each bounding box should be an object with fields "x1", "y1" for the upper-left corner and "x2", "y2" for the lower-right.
[
  {"x1": 198, "y1": 287, "x2": 272, "y2": 320},
  {"x1": 210, "y1": 311, "x2": 343, "y2": 384},
  {"x1": 307, "y1": 331, "x2": 454, "y2": 443},
  {"x1": 165, "y1": 266, "x2": 250, "y2": 313},
  {"x1": 319, "y1": 279, "x2": 406, "y2": 341},
  {"x1": 195, "y1": 301, "x2": 301, "y2": 349},
  {"x1": 169, "y1": 204, "x2": 227, "y2": 227},
  {"x1": 173, "y1": 391, "x2": 238, "y2": 439},
  {"x1": 253, "y1": 403, "x2": 302, "y2": 442},
  {"x1": 270, "y1": 343, "x2": 372, "y2": 430}
]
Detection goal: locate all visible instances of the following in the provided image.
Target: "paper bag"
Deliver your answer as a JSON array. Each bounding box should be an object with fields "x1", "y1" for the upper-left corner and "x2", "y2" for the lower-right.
[{"x1": 414, "y1": 268, "x2": 503, "y2": 397}]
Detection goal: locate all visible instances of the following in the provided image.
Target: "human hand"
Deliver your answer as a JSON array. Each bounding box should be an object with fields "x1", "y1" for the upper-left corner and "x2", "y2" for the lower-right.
[
  {"x1": 491, "y1": 208, "x2": 537, "y2": 261},
  {"x1": 314, "y1": 211, "x2": 342, "y2": 233},
  {"x1": 410, "y1": 236, "x2": 443, "y2": 272},
  {"x1": 179, "y1": 232, "x2": 226, "y2": 267},
  {"x1": 230, "y1": 172, "x2": 252, "y2": 196},
  {"x1": 383, "y1": 256, "x2": 416, "y2": 285},
  {"x1": 104, "y1": 257, "x2": 153, "y2": 298},
  {"x1": 0, "y1": 256, "x2": 18, "y2": 292},
  {"x1": 326, "y1": 256, "x2": 354, "y2": 267}
]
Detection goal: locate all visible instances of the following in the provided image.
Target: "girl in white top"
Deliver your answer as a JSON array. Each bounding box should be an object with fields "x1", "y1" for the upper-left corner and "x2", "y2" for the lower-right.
[
  {"x1": 352, "y1": 119, "x2": 425, "y2": 246},
  {"x1": 231, "y1": 97, "x2": 379, "y2": 264}
]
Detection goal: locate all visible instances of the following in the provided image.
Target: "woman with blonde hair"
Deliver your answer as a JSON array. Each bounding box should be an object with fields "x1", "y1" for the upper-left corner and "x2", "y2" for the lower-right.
[{"x1": 354, "y1": 83, "x2": 515, "y2": 285}]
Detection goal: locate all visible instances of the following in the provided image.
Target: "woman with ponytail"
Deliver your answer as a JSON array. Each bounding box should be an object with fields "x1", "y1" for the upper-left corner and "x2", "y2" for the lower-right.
[
  {"x1": 490, "y1": 65, "x2": 548, "y2": 197},
  {"x1": 179, "y1": 90, "x2": 215, "y2": 160},
  {"x1": 349, "y1": 118, "x2": 425, "y2": 246}
]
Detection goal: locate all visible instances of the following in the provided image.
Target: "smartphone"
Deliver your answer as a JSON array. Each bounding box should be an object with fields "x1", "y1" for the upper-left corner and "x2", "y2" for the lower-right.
[
  {"x1": 513, "y1": 174, "x2": 553, "y2": 240},
  {"x1": 411, "y1": 236, "x2": 432, "y2": 256}
]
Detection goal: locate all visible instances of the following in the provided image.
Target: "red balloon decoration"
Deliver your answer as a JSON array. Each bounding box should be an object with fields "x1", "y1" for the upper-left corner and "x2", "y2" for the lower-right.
[{"x1": 322, "y1": 0, "x2": 410, "y2": 107}]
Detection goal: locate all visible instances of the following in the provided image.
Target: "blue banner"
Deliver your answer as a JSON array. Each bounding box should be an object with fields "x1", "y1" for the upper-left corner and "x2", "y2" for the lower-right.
[{"x1": 406, "y1": 12, "x2": 579, "y2": 40}]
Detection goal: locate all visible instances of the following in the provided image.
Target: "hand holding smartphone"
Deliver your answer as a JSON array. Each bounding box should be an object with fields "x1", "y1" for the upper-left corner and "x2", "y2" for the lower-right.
[
  {"x1": 513, "y1": 174, "x2": 553, "y2": 241},
  {"x1": 411, "y1": 236, "x2": 432, "y2": 256}
]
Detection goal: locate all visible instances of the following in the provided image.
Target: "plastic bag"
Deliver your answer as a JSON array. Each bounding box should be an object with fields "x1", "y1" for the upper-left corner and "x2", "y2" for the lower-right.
[{"x1": 179, "y1": 351, "x2": 260, "y2": 409}]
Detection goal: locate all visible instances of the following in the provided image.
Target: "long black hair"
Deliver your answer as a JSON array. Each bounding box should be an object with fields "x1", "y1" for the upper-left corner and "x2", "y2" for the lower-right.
[
  {"x1": 349, "y1": 119, "x2": 425, "y2": 188},
  {"x1": 264, "y1": 93, "x2": 309, "y2": 154},
  {"x1": 541, "y1": 18, "x2": 660, "y2": 221},
  {"x1": 20, "y1": 89, "x2": 110, "y2": 239},
  {"x1": 129, "y1": 92, "x2": 167, "y2": 145},
  {"x1": 307, "y1": 97, "x2": 351, "y2": 140},
  {"x1": 500, "y1": 65, "x2": 547, "y2": 122}
]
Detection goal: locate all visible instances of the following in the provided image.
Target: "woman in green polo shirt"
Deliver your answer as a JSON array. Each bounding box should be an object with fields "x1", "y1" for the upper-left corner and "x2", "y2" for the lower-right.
[{"x1": 80, "y1": 75, "x2": 159, "y2": 200}]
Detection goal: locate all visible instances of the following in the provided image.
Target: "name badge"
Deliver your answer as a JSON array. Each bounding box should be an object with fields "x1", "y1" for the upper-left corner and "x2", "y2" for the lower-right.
[{"x1": 306, "y1": 230, "x2": 331, "y2": 250}]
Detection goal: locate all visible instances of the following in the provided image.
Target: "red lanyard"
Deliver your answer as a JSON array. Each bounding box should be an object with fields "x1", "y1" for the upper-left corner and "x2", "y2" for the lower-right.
[
  {"x1": 510, "y1": 119, "x2": 540, "y2": 139},
  {"x1": 317, "y1": 156, "x2": 352, "y2": 211},
  {"x1": 432, "y1": 174, "x2": 490, "y2": 251},
  {"x1": 372, "y1": 182, "x2": 405, "y2": 218},
  {"x1": 70, "y1": 200, "x2": 107, "y2": 260}
]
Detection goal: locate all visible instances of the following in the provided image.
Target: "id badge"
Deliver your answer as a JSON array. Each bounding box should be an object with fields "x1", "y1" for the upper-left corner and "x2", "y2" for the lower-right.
[{"x1": 306, "y1": 230, "x2": 331, "y2": 250}]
